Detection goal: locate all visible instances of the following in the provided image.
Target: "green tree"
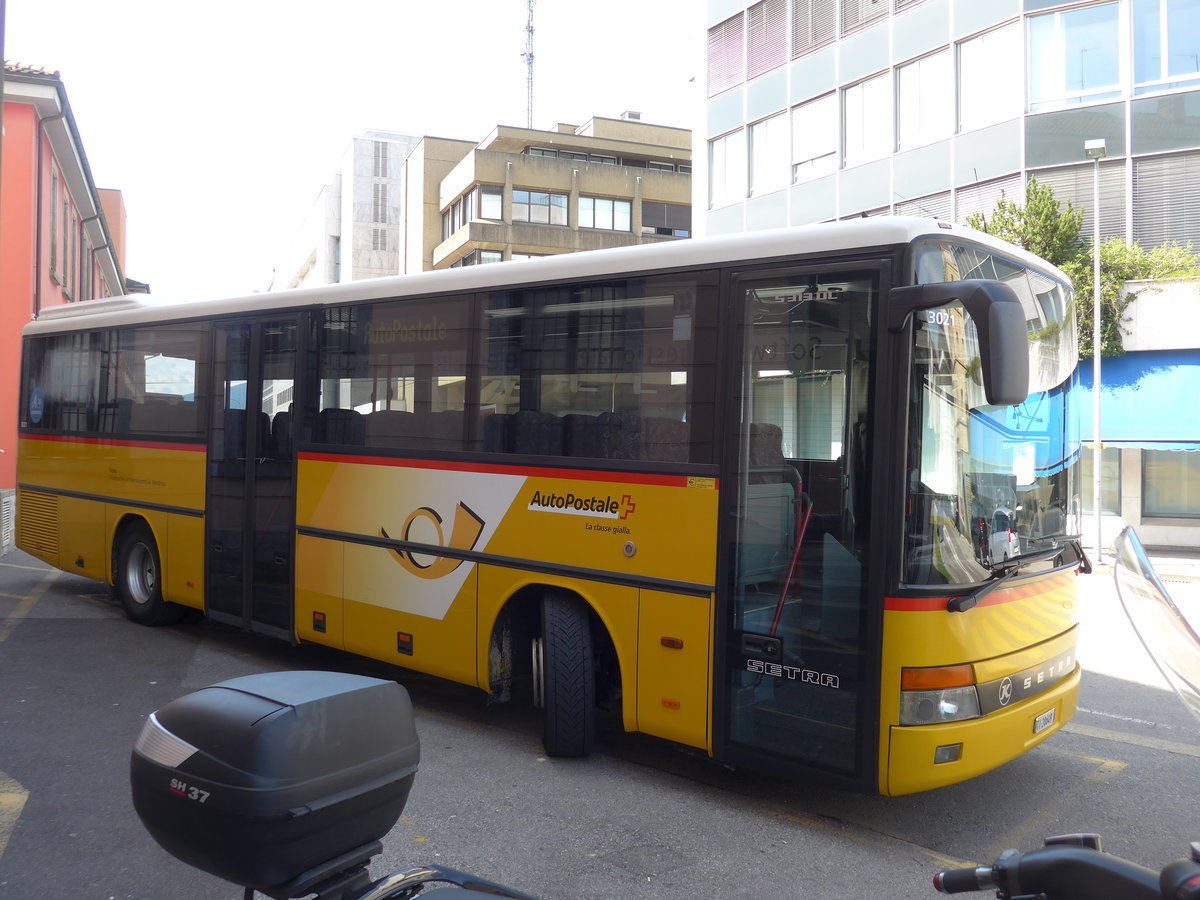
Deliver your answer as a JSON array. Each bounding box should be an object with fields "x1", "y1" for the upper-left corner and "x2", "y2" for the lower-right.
[
  {"x1": 966, "y1": 178, "x2": 1200, "y2": 360},
  {"x1": 966, "y1": 176, "x2": 1083, "y2": 269}
]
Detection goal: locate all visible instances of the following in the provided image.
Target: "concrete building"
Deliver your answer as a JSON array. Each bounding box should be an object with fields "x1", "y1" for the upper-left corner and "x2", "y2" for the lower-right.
[
  {"x1": 700, "y1": 0, "x2": 1200, "y2": 245},
  {"x1": 700, "y1": 0, "x2": 1200, "y2": 551},
  {"x1": 270, "y1": 115, "x2": 691, "y2": 288},
  {"x1": 432, "y1": 115, "x2": 691, "y2": 269},
  {"x1": 0, "y1": 64, "x2": 127, "y2": 546},
  {"x1": 269, "y1": 130, "x2": 424, "y2": 290}
]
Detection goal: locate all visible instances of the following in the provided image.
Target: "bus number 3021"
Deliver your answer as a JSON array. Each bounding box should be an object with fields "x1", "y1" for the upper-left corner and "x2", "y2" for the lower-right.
[{"x1": 925, "y1": 309, "x2": 959, "y2": 327}]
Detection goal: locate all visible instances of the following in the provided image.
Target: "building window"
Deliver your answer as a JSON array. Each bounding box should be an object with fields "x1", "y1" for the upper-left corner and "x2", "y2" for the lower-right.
[
  {"x1": 793, "y1": 0, "x2": 836, "y2": 58},
  {"x1": 512, "y1": 189, "x2": 567, "y2": 225},
  {"x1": 1028, "y1": 2, "x2": 1121, "y2": 111},
  {"x1": 647, "y1": 161, "x2": 678, "y2": 172},
  {"x1": 708, "y1": 13, "x2": 744, "y2": 96},
  {"x1": 898, "y1": 49, "x2": 953, "y2": 150},
  {"x1": 750, "y1": 113, "x2": 789, "y2": 195},
  {"x1": 62, "y1": 199, "x2": 70, "y2": 287},
  {"x1": 1133, "y1": 151, "x2": 1200, "y2": 248},
  {"x1": 50, "y1": 169, "x2": 60, "y2": 279},
  {"x1": 843, "y1": 71, "x2": 892, "y2": 167},
  {"x1": 747, "y1": 0, "x2": 786, "y2": 79},
  {"x1": 841, "y1": 0, "x2": 887, "y2": 35},
  {"x1": 373, "y1": 183, "x2": 388, "y2": 224},
  {"x1": 80, "y1": 237, "x2": 93, "y2": 301},
  {"x1": 1080, "y1": 447, "x2": 1122, "y2": 515},
  {"x1": 579, "y1": 196, "x2": 631, "y2": 231},
  {"x1": 372, "y1": 228, "x2": 387, "y2": 251},
  {"x1": 958, "y1": 23, "x2": 1022, "y2": 132},
  {"x1": 709, "y1": 129, "x2": 748, "y2": 208},
  {"x1": 69, "y1": 211, "x2": 77, "y2": 298},
  {"x1": 527, "y1": 148, "x2": 616, "y2": 165},
  {"x1": 792, "y1": 94, "x2": 837, "y2": 182},
  {"x1": 373, "y1": 141, "x2": 389, "y2": 178},
  {"x1": 452, "y1": 250, "x2": 503, "y2": 268},
  {"x1": 1143, "y1": 449, "x2": 1200, "y2": 517},
  {"x1": 444, "y1": 186, "x2": 503, "y2": 240},
  {"x1": 642, "y1": 202, "x2": 691, "y2": 237},
  {"x1": 1134, "y1": 0, "x2": 1200, "y2": 94},
  {"x1": 442, "y1": 190, "x2": 479, "y2": 239},
  {"x1": 481, "y1": 185, "x2": 502, "y2": 219}
]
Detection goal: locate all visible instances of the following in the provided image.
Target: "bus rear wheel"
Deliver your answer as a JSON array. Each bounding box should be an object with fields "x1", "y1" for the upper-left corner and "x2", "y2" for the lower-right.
[
  {"x1": 537, "y1": 592, "x2": 595, "y2": 758},
  {"x1": 115, "y1": 524, "x2": 184, "y2": 626}
]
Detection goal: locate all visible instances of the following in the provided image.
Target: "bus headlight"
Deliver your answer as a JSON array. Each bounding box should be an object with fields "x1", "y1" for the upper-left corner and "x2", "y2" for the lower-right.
[{"x1": 899, "y1": 665, "x2": 982, "y2": 725}]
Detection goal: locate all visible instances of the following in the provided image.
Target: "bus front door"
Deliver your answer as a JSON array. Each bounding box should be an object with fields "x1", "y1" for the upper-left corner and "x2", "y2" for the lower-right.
[
  {"x1": 206, "y1": 319, "x2": 298, "y2": 639},
  {"x1": 722, "y1": 269, "x2": 874, "y2": 782}
]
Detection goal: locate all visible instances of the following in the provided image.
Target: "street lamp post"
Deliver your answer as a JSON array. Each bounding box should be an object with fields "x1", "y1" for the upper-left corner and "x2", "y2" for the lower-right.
[{"x1": 1085, "y1": 139, "x2": 1106, "y2": 561}]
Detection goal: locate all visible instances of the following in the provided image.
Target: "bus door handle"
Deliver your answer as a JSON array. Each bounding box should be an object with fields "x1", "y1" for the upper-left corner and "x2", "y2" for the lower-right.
[{"x1": 740, "y1": 632, "x2": 782, "y2": 662}]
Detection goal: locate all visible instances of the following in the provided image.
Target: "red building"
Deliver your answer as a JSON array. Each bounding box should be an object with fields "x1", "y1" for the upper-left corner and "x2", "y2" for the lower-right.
[{"x1": 0, "y1": 64, "x2": 127, "y2": 538}]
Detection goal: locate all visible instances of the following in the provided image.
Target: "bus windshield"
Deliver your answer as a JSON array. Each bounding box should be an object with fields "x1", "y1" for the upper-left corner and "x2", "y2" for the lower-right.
[{"x1": 903, "y1": 242, "x2": 1080, "y2": 585}]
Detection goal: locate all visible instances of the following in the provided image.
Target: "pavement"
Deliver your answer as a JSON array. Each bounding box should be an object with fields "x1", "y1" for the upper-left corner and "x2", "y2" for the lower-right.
[{"x1": 1089, "y1": 543, "x2": 1200, "y2": 583}]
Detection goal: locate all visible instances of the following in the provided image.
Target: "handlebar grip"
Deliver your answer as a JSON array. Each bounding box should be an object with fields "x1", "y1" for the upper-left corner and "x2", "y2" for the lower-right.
[{"x1": 933, "y1": 866, "x2": 994, "y2": 893}]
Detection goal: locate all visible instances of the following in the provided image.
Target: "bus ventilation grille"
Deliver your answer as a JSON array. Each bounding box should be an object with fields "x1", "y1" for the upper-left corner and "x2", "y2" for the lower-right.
[
  {"x1": 17, "y1": 491, "x2": 58, "y2": 557},
  {"x1": 1, "y1": 495, "x2": 13, "y2": 549}
]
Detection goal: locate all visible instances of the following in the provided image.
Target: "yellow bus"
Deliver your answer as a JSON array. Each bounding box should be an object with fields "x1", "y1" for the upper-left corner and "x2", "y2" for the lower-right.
[{"x1": 17, "y1": 219, "x2": 1086, "y2": 795}]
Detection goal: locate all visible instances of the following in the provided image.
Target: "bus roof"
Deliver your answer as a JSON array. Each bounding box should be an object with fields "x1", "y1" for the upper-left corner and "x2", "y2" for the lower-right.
[{"x1": 25, "y1": 217, "x2": 1069, "y2": 334}]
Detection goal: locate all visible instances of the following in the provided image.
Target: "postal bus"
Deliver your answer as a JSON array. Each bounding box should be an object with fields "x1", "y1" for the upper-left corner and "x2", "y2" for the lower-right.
[{"x1": 16, "y1": 218, "x2": 1086, "y2": 795}]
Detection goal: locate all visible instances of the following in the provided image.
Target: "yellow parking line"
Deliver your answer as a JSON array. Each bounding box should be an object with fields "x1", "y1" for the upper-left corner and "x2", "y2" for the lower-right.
[
  {"x1": 1063, "y1": 722, "x2": 1200, "y2": 758},
  {"x1": 0, "y1": 567, "x2": 61, "y2": 644},
  {"x1": 986, "y1": 746, "x2": 1126, "y2": 859},
  {"x1": 0, "y1": 772, "x2": 29, "y2": 860}
]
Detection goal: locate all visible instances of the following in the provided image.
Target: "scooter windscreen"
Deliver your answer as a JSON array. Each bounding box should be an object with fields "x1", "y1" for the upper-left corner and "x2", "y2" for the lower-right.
[{"x1": 1112, "y1": 526, "x2": 1200, "y2": 722}]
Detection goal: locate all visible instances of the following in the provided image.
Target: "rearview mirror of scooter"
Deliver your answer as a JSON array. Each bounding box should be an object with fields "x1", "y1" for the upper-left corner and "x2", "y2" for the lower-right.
[{"x1": 1112, "y1": 526, "x2": 1200, "y2": 722}]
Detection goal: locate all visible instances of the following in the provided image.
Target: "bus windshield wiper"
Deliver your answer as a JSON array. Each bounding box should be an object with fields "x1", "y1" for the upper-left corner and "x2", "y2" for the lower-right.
[
  {"x1": 947, "y1": 545, "x2": 1068, "y2": 613},
  {"x1": 1028, "y1": 533, "x2": 1092, "y2": 574}
]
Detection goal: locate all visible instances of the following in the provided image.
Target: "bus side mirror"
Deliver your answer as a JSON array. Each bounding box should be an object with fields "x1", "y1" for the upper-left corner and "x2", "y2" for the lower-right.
[{"x1": 888, "y1": 279, "x2": 1030, "y2": 407}]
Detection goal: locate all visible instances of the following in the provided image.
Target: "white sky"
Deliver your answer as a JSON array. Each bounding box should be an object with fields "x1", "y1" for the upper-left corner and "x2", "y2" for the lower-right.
[{"x1": 6, "y1": 0, "x2": 702, "y2": 299}]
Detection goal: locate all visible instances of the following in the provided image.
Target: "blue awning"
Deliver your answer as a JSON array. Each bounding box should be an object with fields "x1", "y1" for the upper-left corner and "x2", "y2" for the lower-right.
[
  {"x1": 1078, "y1": 349, "x2": 1200, "y2": 450},
  {"x1": 970, "y1": 385, "x2": 1074, "y2": 476}
]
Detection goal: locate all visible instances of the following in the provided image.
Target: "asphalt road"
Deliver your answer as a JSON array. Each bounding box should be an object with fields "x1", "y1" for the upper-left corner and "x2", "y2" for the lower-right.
[{"x1": 1, "y1": 549, "x2": 1198, "y2": 900}]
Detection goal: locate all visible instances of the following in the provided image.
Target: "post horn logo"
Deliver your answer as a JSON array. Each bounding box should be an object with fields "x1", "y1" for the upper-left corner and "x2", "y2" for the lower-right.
[{"x1": 380, "y1": 502, "x2": 485, "y2": 579}]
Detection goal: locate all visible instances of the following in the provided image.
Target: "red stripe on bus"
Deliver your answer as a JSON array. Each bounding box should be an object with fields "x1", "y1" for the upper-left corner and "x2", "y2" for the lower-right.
[
  {"x1": 886, "y1": 593, "x2": 1030, "y2": 612},
  {"x1": 21, "y1": 434, "x2": 206, "y2": 453},
  {"x1": 884, "y1": 596, "x2": 950, "y2": 612},
  {"x1": 297, "y1": 451, "x2": 709, "y2": 489},
  {"x1": 885, "y1": 573, "x2": 1075, "y2": 612}
]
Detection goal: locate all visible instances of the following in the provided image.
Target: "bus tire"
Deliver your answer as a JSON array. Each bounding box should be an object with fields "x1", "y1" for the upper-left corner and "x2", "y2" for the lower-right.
[
  {"x1": 115, "y1": 524, "x2": 184, "y2": 627},
  {"x1": 540, "y1": 592, "x2": 595, "y2": 758}
]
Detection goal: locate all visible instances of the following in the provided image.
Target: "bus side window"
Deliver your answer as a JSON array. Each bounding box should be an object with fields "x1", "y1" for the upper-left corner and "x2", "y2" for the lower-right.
[
  {"x1": 317, "y1": 408, "x2": 365, "y2": 446},
  {"x1": 272, "y1": 410, "x2": 293, "y2": 460}
]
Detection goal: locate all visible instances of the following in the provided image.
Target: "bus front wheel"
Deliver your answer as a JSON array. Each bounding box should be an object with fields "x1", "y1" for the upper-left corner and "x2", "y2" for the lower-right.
[
  {"x1": 537, "y1": 592, "x2": 595, "y2": 758},
  {"x1": 115, "y1": 524, "x2": 184, "y2": 626}
]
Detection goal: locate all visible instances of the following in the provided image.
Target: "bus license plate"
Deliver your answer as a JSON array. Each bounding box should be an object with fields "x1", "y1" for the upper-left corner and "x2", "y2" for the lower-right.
[{"x1": 1034, "y1": 708, "x2": 1056, "y2": 734}]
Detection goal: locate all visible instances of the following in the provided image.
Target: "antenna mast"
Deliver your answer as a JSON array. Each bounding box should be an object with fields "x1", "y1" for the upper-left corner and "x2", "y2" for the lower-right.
[{"x1": 522, "y1": 0, "x2": 535, "y2": 129}]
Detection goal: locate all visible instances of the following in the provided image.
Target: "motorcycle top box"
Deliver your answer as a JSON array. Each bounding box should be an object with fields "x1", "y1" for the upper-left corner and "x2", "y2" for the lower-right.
[{"x1": 130, "y1": 671, "x2": 419, "y2": 895}]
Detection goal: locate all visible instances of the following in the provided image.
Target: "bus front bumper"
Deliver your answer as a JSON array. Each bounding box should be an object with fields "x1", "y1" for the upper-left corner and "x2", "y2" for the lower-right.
[{"x1": 884, "y1": 665, "x2": 1081, "y2": 796}]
